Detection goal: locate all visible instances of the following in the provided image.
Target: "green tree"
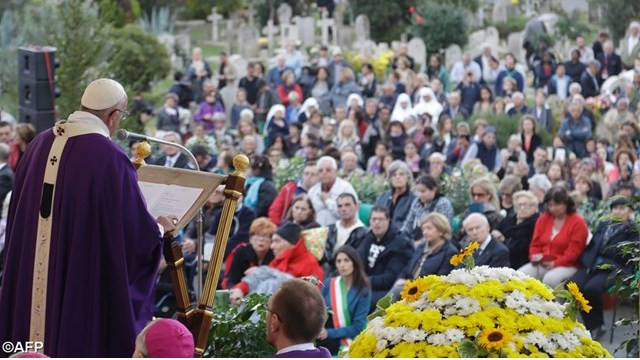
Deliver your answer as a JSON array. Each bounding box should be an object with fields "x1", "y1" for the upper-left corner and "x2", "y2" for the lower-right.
[
  {"x1": 105, "y1": 25, "x2": 170, "y2": 95},
  {"x1": 349, "y1": 0, "x2": 410, "y2": 43},
  {"x1": 409, "y1": 1, "x2": 468, "y2": 55},
  {"x1": 98, "y1": 0, "x2": 142, "y2": 28},
  {"x1": 181, "y1": 0, "x2": 244, "y2": 20},
  {"x1": 589, "y1": 0, "x2": 640, "y2": 42},
  {"x1": 46, "y1": 0, "x2": 110, "y2": 119}
]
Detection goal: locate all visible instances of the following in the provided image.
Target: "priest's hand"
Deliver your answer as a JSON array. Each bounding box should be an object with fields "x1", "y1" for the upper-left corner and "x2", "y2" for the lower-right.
[
  {"x1": 157, "y1": 215, "x2": 178, "y2": 238},
  {"x1": 318, "y1": 328, "x2": 327, "y2": 340}
]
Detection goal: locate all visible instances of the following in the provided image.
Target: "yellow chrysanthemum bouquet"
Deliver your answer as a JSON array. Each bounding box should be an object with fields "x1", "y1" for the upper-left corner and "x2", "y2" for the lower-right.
[{"x1": 348, "y1": 243, "x2": 611, "y2": 358}]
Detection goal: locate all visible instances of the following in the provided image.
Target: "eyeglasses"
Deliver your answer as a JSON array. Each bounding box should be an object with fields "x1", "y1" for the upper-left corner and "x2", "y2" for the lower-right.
[
  {"x1": 262, "y1": 303, "x2": 281, "y2": 322},
  {"x1": 115, "y1": 109, "x2": 130, "y2": 120},
  {"x1": 251, "y1": 234, "x2": 271, "y2": 242}
]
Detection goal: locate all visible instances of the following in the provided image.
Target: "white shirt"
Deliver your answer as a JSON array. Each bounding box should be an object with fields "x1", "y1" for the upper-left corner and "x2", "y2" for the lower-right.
[
  {"x1": 335, "y1": 219, "x2": 365, "y2": 251},
  {"x1": 556, "y1": 77, "x2": 568, "y2": 100},
  {"x1": 479, "y1": 234, "x2": 492, "y2": 254},
  {"x1": 308, "y1": 177, "x2": 358, "y2": 227},
  {"x1": 164, "y1": 153, "x2": 181, "y2": 168},
  {"x1": 450, "y1": 61, "x2": 482, "y2": 85},
  {"x1": 276, "y1": 343, "x2": 316, "y2": 355}
]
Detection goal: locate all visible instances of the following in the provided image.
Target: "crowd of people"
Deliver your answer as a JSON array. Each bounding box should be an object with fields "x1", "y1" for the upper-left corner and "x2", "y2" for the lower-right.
[
  {"x1": 117, "y1": 21, "x2": 640, "y2": 354},
  {"x1": 2, "y1": 18, "x2": 640, "y2": 358}
]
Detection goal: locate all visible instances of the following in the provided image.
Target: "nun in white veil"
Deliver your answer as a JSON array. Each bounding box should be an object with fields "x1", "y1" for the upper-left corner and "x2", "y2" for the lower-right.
[
  {"x1": 390, "y1": 93, "x2": 413, "y2": 123},
  {"x1": 413, "y1": 87, "x2": 443, "y2": 126}
]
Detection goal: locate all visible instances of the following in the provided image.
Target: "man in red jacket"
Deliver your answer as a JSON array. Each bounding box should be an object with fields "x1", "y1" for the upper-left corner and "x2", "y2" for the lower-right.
[{"x1": 268, "y1": 161, "x2": 319, "y2": 225}]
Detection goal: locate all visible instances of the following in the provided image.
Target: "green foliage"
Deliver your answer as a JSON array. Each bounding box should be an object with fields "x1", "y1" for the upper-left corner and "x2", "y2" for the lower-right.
[
  {"x1": 0, "y1": 10, "x2": 23, "y2": 115},
  {"x1": 554, "y1": 11, "x2": 593, "y2": 42},
  {"x1": 589, "y1": 0, "x2": 640, "y2": 42},
  {"x1": 368, "y1": 293, "x2": 392, "y2": 321},
  {"x1": 441, "y1": 165, "x2": 484, "y2": 216},
  {"x1": 349, "y1": 0, "x2": 409, "y2": 43},
  {"x1": 409, "y1": 1, "x2": 468, "y2": 55},
  {"x1": 255, "y1": 0, "x2": 305, "y2": 28},
  {"x1": 467, "y1": 113, "x2": 519, "y2": 149},
  {"x1": 46, "y1": 0, "x2": 110, "y2": 119},
  {"x1": 99, "y1": 0, "x2": 141, "y2": 28},
  {"x1": 348, "y1": 173, "x2": 389, "y2": 205},
  {"x1": 491, "y1": 15, "x2": 528, "y2": 39},
  {"x1": 274, "y1": 156, "x2": 305, "y2": 189},
  {"x1": 105, "y1": 25, "x2": 171, "y2": 95},
  {"x1": 204, "y1": 293, "x2": 275, "y2": 358}
]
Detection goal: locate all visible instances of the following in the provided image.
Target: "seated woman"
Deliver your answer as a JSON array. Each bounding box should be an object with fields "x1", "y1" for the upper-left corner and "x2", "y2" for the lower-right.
[
  {"x1": 455, "y1": 177, "x2": 504, "y2": 244},
  {"x1": 282, "y1": 194, "x2": 320, "y2": 230},
  {"x1": 401, "y1": 175, "x2": 454, "y2": 240},
  {"x1": 375, "y1": 160, "x2": 416, "y2": 229},
  {"x1": 518, "y1": 186, "x2": 588, "y2": 288},
  {"x1": 223, "y1": 217, "x2": 276, "y2": 289},
  {"x1": 492, "y1": 190, "x2": 540, "y2": 270},
  {"x1": 317, "y1": 246, "x2": 371, "y2": 355},
  {"x1": 244, "y1": 155, "x2": 277, "y2": 218},
  {"x1": 229, "y1": 223, "x2": 324, "y2": 303},
  {"x1": 570, "y1": 197, "x2": 638, "y2": 339},
  {"x1": 391, "y1": 213, "x2": 457, "y2": 299}
]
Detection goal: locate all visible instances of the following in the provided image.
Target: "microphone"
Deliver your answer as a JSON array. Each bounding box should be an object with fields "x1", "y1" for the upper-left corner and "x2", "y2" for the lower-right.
[{"x1": 116, "y1": 129, "x2": 149, "y2": 142}]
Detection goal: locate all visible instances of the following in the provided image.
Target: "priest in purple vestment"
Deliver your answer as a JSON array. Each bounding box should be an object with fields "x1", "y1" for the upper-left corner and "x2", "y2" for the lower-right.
[
  {"x1": 267, "y1": 279, "x2": 331, "y2": 358},
  {"x1": 0, "y1": 79, "x2": 178, "y2": 357}
]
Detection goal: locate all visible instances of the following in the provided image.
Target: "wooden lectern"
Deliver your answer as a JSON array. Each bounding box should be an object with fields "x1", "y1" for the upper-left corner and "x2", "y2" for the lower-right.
[{"x1": 132, "y1": 141, "x2": 248, "y2": 357}]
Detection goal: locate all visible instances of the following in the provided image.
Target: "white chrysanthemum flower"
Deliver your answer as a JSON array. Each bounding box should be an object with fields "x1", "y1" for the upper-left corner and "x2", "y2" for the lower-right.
[
  {"x1": 376, "y1": 339, "x2": 388, "y2": 351},
  {"x1": 444, "y1": 329, "x2": 465, "y2": 343},
  {"x1": 402, "y1": 329, "x2": 427, "y2": 343},
  {"x1": 524, "y1": 331, "x2": 557, "y2": 354},
  {"x1": 427, "y1": 333, "x2": 447, "y2": 346}
]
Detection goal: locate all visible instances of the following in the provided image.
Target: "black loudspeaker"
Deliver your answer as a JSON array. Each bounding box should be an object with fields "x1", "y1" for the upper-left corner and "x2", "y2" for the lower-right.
[
  {"x1": 18, "y1": 46, "x2": 59, "y2": 134},
  {"x1": 19, "y1": 107, "x2": 55, "y2": 135}
]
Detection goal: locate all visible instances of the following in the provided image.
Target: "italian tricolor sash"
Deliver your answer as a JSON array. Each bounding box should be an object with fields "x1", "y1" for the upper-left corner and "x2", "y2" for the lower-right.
[{"x1": 330, "y1": 276, "x2": 352, "y2": 348}]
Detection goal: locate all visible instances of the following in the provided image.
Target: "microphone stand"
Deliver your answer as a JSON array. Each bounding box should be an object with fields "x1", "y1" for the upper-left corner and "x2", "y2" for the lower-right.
[{"x1": 119, "y1": 130, "x2": 204, "y2": 300}]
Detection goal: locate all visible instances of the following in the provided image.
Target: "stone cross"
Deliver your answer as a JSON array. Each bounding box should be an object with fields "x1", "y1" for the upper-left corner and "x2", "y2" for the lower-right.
[
  {"x1": 318, "y1": 9, "x2": 334, "y2": 46},
  {"x1": 207, "y1": 7, "x2": 223, "y2": 42},
  {"x1": 246, "y1": 5, "x2": 256, "y2": 28},
  {"x1": 262, "y1": 19, "x2": 279, "y2": 54}
]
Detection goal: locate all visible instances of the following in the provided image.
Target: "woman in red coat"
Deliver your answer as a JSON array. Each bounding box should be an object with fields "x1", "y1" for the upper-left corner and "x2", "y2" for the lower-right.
[
  {"x1": 276, "y1": 70, "x2": 303, "y2": 107},
  {"x1": 518, "y1": 186, "x2": 588, "y2": 288}
]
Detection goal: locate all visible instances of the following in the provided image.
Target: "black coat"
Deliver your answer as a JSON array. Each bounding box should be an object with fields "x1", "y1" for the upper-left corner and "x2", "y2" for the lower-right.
[
  {"x1": 401, "y1": 241, "x2": 458, "y2": 279},
  {"x1": 226, "y1": 244, "x2": 274, "y2": 289},
  {"x1": 472, "y1": 237, "x2": 511, "y2": 268},
  {"x1": 520, "y1": 132, "x2": 543, "y2": 164},
  {"x1": 0, "y1": 165, "x2": 14, "y2": 219},
  {"x1": 526, "y1": 106, "x2": 554, "y2": 134},
  {"x1": 357, "y1": 226, "x2": 412, "y2": 310},
  {"x1": 580, "y1": 221, "x2": 638, "y2": 275},
  {"x1": 564, "y1": 60, "x2": 586, "y2": 83},
  {"x1": 580, "y1": 71, "x2": 600, "y2": 98},
  {"x1": 208, "y1": 205, "x2": 256, "y2": 261},
  {"x1": 497, "y1": 213, "x2": 539, "y2": 270},
  {"x1": 375, "y1": 190, "x2": 416, "y2": 230},
  {"x1": 596, "y1": 53, "x2": 623, "y2": 83},
  {"x1": 152, "y1": 153, "x2": 194, "y2": 169},
  {"x1": 324, "y1": 224, "x2": 368, "y2": 263}
]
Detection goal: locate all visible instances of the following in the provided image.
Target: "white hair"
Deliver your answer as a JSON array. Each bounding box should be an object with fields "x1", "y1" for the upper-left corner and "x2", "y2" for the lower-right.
[
  {"x1": 429, "y1": 152, "x2": 446, "y2": 162},
  {"x1": 569, "y1": 82, "x2": 582, "y2": 93},
  {"x1": 162, "y1": 131, "x2": 183, "y2": 145},
  {"x1": 528, "y1": 174, "x2": 552, "y2": 193},
  {"x1": 463, "y1": 213, "x2": 489, "y2": 228},
  {"x1": 318, "y1": 156, "x2": 338, "y2": 170}
]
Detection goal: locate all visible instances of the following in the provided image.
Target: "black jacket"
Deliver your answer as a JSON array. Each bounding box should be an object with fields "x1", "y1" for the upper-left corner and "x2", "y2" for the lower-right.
[
  {"x1": 564, "y1": 60, "x2": 586, "y2": 83},
  {"x1": 580, "y1": 221, "x2": 638, "y2": 275},
  {"x1": 324, "y1": 223, "x2": 368, "y2": 262},
  {"x1": 0, "y1": 165, "x2": 14, "y2": 219},
  {"x1": 472, "y1": 237, "x2": 511, "y2": 268},
  {"x1": 226, "y1": 244, "x2": 274, "y2": 289},
  {"x1": 596, "y1": 53, "x2": 623, "y2": 83},
  {"x1": 497, "y1": 213, "x2": 539, "y2": 270},
  {"x1": 580, "y1": 71, "x2": 600, "y2": 98},
  {"x1": 253, "y1": 179, "x2": 277, "y2": 218},
  {"x1": 375, "y1": 190, "x2": 416, "y2": 230},
  {"x1": 357, "y1": 226, "x2": 412, "y2": 310},
  {"x1": 400, "y1": 241, "x2": 458, "y2": 279},
  {"x1": 152, "y1": 153, "x2": 194, "y2": 169},
  {"x1": 520, "y1": 132, "x2": 543, "y2": 164}
]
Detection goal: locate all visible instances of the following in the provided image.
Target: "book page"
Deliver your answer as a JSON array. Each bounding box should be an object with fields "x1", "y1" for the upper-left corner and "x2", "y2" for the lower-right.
[{"x1": 139, "y1": 182, "x2": 203, "y2": 222}]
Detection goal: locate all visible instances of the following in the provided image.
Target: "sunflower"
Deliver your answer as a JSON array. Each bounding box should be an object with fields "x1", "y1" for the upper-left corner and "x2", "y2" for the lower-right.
[
  {"x1": 449, "y1": 242, "x2": 480, "y2": 266},
  {"x1": 477, "y1": 327, "x2": 511, "y2": 350},
  {"x1": 401, "y1": 278, "x2": 428, "y2": 302},
  {"x1": 567, "y1": 282, "x2": 592, "y2": 313}
]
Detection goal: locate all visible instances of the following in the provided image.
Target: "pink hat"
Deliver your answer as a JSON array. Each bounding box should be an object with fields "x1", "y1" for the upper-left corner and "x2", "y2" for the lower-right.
[
  {"x1": 10, "y1": 352, "x2": 48, "y2": 358},
  {"x1": 145, "y1": 319, "x2": 195, "y2": 358}
]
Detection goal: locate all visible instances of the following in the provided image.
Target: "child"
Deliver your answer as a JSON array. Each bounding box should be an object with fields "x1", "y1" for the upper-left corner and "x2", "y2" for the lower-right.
[{"x1": 132, "y1": 319, "x2": 194, "y2": 358}]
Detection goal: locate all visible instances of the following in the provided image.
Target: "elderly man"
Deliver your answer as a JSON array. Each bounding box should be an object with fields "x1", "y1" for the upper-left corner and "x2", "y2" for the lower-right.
[
  {"x1": 560, "y1": 101, "x2": 592, "y2": 158},
  {"x1": 357, "y1": 206, "x2": 412, "y2": 311},
  {"x1": 266, "y1": 54, "x2": 292, "y2": 90},
  {"x1": 308, "y1": 156, "x2": 358, "y2": 227},
  {"x1": 507, "y1": 92, "x2": 528, "y2": 116},
  {"x1": 474, "y1": 43, "x2": 494, "y2": 84},
  {"x1": 0, "y1": 79, "x2": 177, "y2": 357},
  {"x1": 529, "y1": 147, "x2": 549, "y2": 177},
  {"x1": 442, "y1": 91, "x2": 469, "y2": 121},
  {"x1": 463, "y1": 126, "x2": 502, "y2": 174},
  {"x1": 597, "y1": 40, "x2": 622, "y2": 83},
  {"x1": 267, "y1": 279, "x2": 331, "y2": 358},
  {"x1": 528, "y1": 174, "x2": 552, "y2": 211},
  {"x1": 462, "y1": 213, "x2": 510, "y2": 268},
  {"x1": 579, "y1": 60, "x2": 601, "y2": 98},
  {"x1": 338, "y1": 151, "x2": 364, "y2": 178},
  {"x1": 621, "y1": 21, "x2": 640, "y2": 69},
  {"x1": 152, "y1": 132, "x2": 195, "y2": 169},
  {"x1": 450, "y1": 52, "x2": 482, "y2": 86}
]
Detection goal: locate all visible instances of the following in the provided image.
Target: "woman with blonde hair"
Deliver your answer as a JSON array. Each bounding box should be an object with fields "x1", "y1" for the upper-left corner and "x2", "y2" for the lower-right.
[
  {"x1": 334, "y1": 120, "x2": 363, "y2": 159},
  {"x1": 456, "y1": 176, "x2": 504, "y2": 242}
]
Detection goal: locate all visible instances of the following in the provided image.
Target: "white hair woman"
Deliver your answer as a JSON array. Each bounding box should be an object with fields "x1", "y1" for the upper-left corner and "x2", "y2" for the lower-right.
[{"x1": 374, "y1": 160, "x2": 416, "y2": 229}]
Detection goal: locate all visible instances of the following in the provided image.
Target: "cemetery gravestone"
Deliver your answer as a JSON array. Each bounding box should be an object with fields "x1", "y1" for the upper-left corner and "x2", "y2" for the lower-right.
[
  {"x1": 262, "y1": 19, "x2": 279, "y2": 54},
  {"x1": 408, "y1": 37, "x2": 427, "y2": 73},
  {"x1": 354, "y1": 15, "x2": 370, "y2": 42},
  {"x1": 295, "y1": 16, "x2": 316, "y2": 47},
  {"x1": 318, "y1": 9, "x2": 335, "y2": 46},
  {"x1": 445, "y1": 44, "x2": 462, "y2": 70},
  {"x1": 208, "y1": 7, "x2": 223, "y2": 43}
]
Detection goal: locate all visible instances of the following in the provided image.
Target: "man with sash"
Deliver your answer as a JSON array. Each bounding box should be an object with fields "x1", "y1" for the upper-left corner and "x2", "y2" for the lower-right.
[{"x1": 0, "y1": 79, "x2": 177, "y2": 357}]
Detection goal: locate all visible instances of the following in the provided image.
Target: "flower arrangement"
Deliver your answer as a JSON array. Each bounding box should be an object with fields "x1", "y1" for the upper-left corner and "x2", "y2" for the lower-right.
[
  {"x1": 348, "y1": 266, "x2": 611, "y2": 358},
  {"x1": 343, "y1": 50, "x2": 394, "y2": 79}
]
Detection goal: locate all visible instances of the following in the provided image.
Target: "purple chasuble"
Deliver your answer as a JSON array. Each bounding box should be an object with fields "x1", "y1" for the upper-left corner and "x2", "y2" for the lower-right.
[
  {"x1": 274, "y1": 347, "x2": 332, "y2": 358},
  {"x1": 0, "y1": 127, "x2": 163, "y2": 357}
]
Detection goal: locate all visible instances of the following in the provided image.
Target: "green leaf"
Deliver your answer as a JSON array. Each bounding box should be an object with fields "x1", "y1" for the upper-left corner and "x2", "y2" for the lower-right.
[
  {"x1": 458, "y1": 340, "x2": 479, "y2": 358},
  {"x1": 376, "y1": 293, "x2": 393, "y2": 310},
  {"x1": 367, "y1": 309, "x2": 385, "y2": 322}
]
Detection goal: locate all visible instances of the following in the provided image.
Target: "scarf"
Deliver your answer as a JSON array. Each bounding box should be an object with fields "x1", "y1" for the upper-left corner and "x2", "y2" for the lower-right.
[
  {"x1": 330, "y1": 276, "x2": 352, "y2": 348},
  {"x1": 244, "y1": 176, "x2": 265, "y2": 210}
]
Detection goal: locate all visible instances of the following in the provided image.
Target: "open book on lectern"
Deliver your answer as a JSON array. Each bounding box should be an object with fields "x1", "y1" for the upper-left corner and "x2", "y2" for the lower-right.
[{"x1": 136, "y1": 164, "x2": 226, "y2": 237}]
